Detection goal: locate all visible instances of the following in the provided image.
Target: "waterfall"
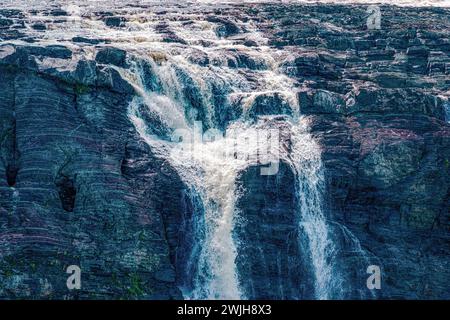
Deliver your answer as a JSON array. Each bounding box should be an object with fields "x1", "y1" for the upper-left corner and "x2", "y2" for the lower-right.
[
  {"x1": 3, "y1": 0, "x2": 447, "y2": 302},
  {"x1": 104, "y1": 4, "x2": 344, "y2": 299},
  {"x1": 289, "y1": 123, "x2": 335, "y2": 300},
  {"x1": 127, "y1": 65, "x2": 247, "y2": 299},
  {"x1": 445, "y1": 102, "x2": 450, "y2": 123},
  {"x1": 129, "y1": 90, "x2": 284, "y2": 299},
  {"x1": 128, "y1": 73, "x2": 342, "y2": 299}
]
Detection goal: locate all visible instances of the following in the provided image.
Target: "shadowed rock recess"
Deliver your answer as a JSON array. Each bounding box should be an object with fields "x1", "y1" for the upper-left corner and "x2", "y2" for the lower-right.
[{"x1": 0, "y1": 2, "x2": 449, "y2": 299}]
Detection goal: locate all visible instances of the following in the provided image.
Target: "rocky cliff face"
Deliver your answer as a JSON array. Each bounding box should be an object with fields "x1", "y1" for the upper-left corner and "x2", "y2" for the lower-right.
[{"x1": 0, "y1": 2, "x2": 449, "y2": 299}]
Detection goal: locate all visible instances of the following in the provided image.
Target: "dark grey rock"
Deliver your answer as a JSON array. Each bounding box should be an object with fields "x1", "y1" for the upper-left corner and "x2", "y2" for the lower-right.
[
  {"x1": 72, "y1": 37, "x2": 103, "y2": 45},
  {"x1": 95, "y1": 47, "x2": 127, "y2": 68},
  {"x1": 0, "y1": 3, "x2": 449, "y2": 301},
  {"x1": 31, "y1": 23, "x2": 46, "y2": 30},
  {"x1": 234, "y1": 162, "x2": 315, "y2": 299},
  {"x1": 49, "y1": 9, "x2": 67, "y2": 17},
  {"x1": 0, "y1": 50, "x2": 181, "y2": 300},
  {"x1": 104, "y1": 16, "x2": 125, "y2": 28},
  {"x1": 0, "y1": 18, "x2": 13, "y2": 28},
  {"x1": 206, "y1": 16, "x2": 240, "y2": 38},
  {"x1": 299, "y1": 89, "x2": 346, "y2": 114},
  {"x1": 247, "y1": 93, "x2": 293, "y2": 119}
]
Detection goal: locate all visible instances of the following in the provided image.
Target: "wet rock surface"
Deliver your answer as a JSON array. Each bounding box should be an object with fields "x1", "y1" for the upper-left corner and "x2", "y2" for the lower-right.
[
  {"x1": 0, "y1": 2, "x2": 449, "y2": 299},
  {"x1": 235, "y1": 162, "x2": 315, "y2": 299},
  {"x1": 0, "y1": 47, "x2": 182, "y2": 300}
]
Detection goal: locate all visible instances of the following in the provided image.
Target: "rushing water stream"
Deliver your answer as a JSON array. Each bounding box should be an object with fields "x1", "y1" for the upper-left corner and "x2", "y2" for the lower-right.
[
  {"x1": 118, "y1": 14, "x2": 341, "y2": 298},
  {"x1": 1, "y1": 0, "x2": 448, "y2": 300},
  {"x1": 1, "y1": 0, "x2": 390, "y2": 299}
]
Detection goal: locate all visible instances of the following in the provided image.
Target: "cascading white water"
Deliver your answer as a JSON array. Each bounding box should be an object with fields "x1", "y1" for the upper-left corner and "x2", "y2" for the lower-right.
[
  {"x1": 129, "y1": 88, "x2": 287, "y2": 299},
  {"x1": 121, "y1": 18, "x2": 342, "y2": 299},
  {"x1": 127, "y1": 69, "x2": 244, "y2": 299},
  {"x1": 290, "y1": 123, "x2": 340, "y2": 300},
  {"x1": 33, "y1": 0, "x2": 350, "y2": 299},
  {"x1": 3, "y1": 0, "x2": 431, "y2": 301},
  {"x1": 129, "y1": 79, "x2": 340, "y2": 300}
]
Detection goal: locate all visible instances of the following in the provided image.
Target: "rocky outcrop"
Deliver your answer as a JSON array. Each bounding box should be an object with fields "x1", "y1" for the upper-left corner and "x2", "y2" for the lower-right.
[
  {"x1": 254, "y1": 3, "x2": 450, "y2": 299},
  {"x1": 310, "y1": 113, "x2": 450, "y2": 299},
  {"x1": 235, "y1": 162, "x2": 315, "y2": 300},
  {"x1": 0, "y1": 2, "x2": 449, "y2": 300},
  {"x1": 0, "y1": 46, "x2": 182, "y2": 299}
]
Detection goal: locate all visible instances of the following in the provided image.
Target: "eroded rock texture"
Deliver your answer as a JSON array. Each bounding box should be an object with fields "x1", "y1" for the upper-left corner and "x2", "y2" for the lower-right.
[
  {"x1": 0, "y1": 46, "x2": 182, "y2": 300},
  {"x1": 234, "y1": 4, "x2": 450, "y2": 299},
  {"x1": 0, "y1": 2, "x2": 449, "y2": 299}
]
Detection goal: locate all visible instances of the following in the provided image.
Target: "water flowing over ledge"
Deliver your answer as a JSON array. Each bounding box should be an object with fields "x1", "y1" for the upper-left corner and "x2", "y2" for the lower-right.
[
  {"x1": 1, "y1": 0, "x2": 449, "y2": 9},
  {"x1": 1, "y1": 0, "x2": 448, "y2": 300},
  {"x1": 120, "y1": 14, "x2": 348, "y2": 297}
]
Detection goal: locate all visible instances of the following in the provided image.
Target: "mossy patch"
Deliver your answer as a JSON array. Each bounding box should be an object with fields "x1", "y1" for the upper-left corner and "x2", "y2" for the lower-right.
[
  {"x1": 127, "y1": 273, "x2": 144, "y2": 298},
  {"x1": 74, "y1": 83, "x2": 90, "y2": 94}
]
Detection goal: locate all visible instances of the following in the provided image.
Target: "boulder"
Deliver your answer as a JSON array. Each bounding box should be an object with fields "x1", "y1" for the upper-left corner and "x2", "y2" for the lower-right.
[{"x1": 95, "y1": 47, "x2": 127, "y2": 68}]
